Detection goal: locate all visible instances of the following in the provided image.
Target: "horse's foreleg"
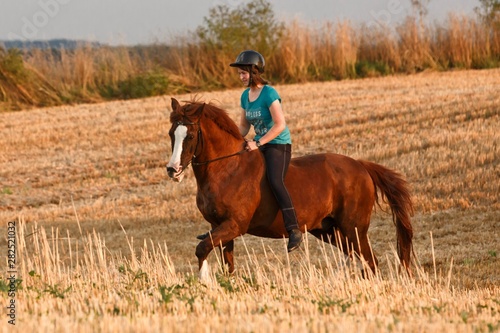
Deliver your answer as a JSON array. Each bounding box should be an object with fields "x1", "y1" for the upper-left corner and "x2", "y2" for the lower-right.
[
  {"x1": 219, "y1": 241, "x2": 234, "y2": 273},
  {"x1": 219, "y1": 240, "x2": 234, "y2": 273},
  {"x1": 195, "y1": 221, "x2": 240, "y2": 278}
]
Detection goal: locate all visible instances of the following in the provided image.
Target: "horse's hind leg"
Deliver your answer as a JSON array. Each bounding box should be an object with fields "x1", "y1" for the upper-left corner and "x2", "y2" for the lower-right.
[
  {"x1": 335, "y1": 228, "x2": 378, "y2": 277},
  {"x1": 354, "y1": 233, "x2": 378, "y2": 277},
  {"x1": 311, "y1": 227, "x2": 378, "y2": 277}
]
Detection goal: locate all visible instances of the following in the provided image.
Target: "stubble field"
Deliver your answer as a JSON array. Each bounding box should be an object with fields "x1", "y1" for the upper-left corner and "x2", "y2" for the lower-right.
[{"x1": 0, "y1": 69, "x2": 499, "y2": 332}]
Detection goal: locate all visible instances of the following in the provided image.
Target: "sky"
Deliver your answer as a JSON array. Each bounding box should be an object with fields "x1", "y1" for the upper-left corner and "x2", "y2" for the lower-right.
[{"x1": 0, "y1": 0, "x2": 480, "y2": 45}]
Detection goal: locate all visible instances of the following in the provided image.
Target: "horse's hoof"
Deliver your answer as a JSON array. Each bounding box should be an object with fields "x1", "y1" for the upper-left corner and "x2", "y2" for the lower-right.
[
  {"x1": 287, "y1": 229, "x2": 303, "y2": 252},
  {"x1": 197, "y1": 232, "x2": 210, "y2": 240}
]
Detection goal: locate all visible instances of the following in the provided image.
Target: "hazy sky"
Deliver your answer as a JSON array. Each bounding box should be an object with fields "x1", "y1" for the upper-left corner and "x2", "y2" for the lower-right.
[{"x1": 1, "y1": 0, "x2": 479, "y2": 45}]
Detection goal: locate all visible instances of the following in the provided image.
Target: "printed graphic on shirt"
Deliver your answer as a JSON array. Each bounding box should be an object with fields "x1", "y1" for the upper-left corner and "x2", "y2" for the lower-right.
[
  {"x1": 246, "y1": 109, "x2": 262, "y2": 119},
  {"x1": 245, "y1": 107, "x2": 270, "y2": 136},
  {"x1": 240, "y1": 86, "x2": 291, "y2": 144},
  {"x1": 253, "y1": 120, "x2": 267, "y2": 136}
]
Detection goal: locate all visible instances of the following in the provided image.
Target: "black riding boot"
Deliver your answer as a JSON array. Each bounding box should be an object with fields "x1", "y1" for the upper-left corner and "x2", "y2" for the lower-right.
[
  {"x1": 287, "y1": 228, "x2": 303, "y2": 252},
  {"x1": 282, "y1": 207, "x2": 302, "y2": 252}
]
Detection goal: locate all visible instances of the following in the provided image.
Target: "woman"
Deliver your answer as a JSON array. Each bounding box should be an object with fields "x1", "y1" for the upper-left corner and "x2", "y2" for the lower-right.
[
  {"x1": 197, "y1": 50, "x2": 303, "y2": 252},
  {"x1": 231, "y1": 50, "x2": 303, "y2": 252}
]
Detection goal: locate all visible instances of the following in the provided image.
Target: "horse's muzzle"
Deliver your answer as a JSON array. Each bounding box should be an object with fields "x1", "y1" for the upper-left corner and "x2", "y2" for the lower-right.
[
  {"x1": 166, "y1": 166, "x2": 177, "y2": 177},
  {"x1": 166, "y1": 165, "x2": 184, "y2": 182}
]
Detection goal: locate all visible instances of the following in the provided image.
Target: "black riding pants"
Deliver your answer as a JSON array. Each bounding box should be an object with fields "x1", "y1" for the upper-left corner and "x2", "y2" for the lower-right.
[{"x1": 260, "y1": 144, "x2": 299, "y2": 232}]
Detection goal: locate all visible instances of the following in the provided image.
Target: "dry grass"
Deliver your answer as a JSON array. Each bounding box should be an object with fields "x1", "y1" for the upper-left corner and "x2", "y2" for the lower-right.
[{"x1": 0, "y1": 69, "x2": 499, "y2": 332}]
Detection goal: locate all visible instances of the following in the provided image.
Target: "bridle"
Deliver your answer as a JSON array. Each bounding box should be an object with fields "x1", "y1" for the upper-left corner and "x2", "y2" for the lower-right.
[{"x1": 175, "y1": 120, "x2": 246, "y2": 167}]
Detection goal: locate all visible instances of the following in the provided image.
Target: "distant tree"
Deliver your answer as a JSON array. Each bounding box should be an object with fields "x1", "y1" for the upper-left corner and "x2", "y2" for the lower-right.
[
  {"x1": 475, "y1": 0, "x2": 500, "y2": 27},
  {"x1": 195, "y1": 0, "x2": 284, "y2": 56},
  {"x1": 410, "y1": 0, "x2": 430, "y2": 19}
]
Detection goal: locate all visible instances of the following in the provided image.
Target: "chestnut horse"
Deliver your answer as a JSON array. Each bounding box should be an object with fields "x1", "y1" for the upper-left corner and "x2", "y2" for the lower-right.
[{"x1": 166, "y1": 98, "x2": 414, "y2": 277}]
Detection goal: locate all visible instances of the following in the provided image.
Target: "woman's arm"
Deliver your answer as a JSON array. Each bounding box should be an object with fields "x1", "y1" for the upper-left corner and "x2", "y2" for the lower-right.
[
  {"x1": 246, "y1": 99, "x2": 286, "y2": 151},
  {"x1": 257, "y1": 99, "x2": 286, "y2": 145},
  {"x1": 239, "y1": 108, "x2": 251, "y2": 137}
]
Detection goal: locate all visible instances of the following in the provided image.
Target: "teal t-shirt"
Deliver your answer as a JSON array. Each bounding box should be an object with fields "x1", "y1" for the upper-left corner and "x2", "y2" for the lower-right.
[{"x1": 240, "y1": 85, "x2": 292, "y2": 144}]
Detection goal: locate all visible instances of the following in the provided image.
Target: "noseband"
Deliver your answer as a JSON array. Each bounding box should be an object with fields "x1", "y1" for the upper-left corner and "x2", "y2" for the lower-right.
[{"x1": 175, "y1": 120, "x2": 246, "y2": 167}]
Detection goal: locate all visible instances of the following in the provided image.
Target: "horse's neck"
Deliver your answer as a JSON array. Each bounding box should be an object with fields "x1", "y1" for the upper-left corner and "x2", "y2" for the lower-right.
[
  {"x1": 192, "y1": 121, "x2": 264, "y2": 189},
  {"x1": 194, "y1": 121, "x2": 245, "y2": 170}
]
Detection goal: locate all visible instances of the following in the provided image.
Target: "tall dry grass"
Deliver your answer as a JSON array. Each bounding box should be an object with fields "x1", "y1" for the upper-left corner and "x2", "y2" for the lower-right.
[
  {"x1": 2, "y1": 217, "x2": 499, "y2": 333},
  {"x1": 433, "y1": 14, "x2": 498, "y2": 69},
  {"x1": 1, "y1": 13, "x2": 499, "y2": 110},
  {"x1": 26, "y1": 46, "x2": 138, "y2": 101}
]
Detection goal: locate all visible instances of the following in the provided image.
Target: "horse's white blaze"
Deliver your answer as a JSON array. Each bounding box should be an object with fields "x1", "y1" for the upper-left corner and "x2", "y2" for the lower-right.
[
  {"x1": 199, "y1": 260, "x2": 210, "y2": 281},
  {"x1": 167, "y1": 125, "x2": 187, "y2": 170}
]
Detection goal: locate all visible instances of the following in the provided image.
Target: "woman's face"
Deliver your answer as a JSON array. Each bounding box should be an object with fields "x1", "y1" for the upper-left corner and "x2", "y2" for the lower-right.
[{"x1": 237, "y1": 68, "x2": 250, "y2": 87}]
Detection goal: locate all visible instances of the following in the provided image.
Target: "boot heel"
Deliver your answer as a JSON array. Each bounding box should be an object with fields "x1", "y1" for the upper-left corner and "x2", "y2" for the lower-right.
[{"x1": 287, "y1": 229, "x2": 303, "y2": 252}]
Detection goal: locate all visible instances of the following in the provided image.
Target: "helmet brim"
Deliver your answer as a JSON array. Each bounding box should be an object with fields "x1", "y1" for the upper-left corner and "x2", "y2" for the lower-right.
[
  {"x1": 229, "y1": 62, "x2": 264, "y2": 73},
  {"x1": 230, "y1": 62, "x2": 251, "y2": 68}
]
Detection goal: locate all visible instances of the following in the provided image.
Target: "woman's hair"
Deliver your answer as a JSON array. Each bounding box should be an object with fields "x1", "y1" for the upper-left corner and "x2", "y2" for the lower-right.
[{"x1": 243, "y1": 65, "x2": 269, "y2": 87}]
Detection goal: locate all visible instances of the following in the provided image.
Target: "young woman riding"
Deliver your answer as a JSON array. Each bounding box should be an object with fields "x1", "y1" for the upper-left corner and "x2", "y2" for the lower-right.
[
  {"x1": 230, "y1": 50, "x2": 303, "y2": 252},
  {"x1": 197, "y1": 50, "x2": 303, "y2": 252}
]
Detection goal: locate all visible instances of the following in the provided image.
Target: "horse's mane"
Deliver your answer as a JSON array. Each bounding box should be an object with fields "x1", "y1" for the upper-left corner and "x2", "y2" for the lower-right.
[{"x1": 176, "y1": 100, "x2": 243, "y2": 140}]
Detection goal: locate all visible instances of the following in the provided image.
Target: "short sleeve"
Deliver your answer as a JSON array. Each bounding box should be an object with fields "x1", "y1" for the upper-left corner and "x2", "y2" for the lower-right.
[{"x1": 264, "y1": 86, "x2": 281, "y2": 108}]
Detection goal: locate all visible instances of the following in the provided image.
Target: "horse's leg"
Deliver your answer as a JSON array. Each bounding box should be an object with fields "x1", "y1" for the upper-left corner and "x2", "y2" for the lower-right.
[
  {"x1": 355, "y1": 233, "x2": 378, "y2": 277},
  {"x1": 222, "y1": 240, "x2": 234, "y2": 273},
  {"x1": 197, "y1": 231, "x2": 210, "y2": 240},
  {"x1": 335, "y1": 227, "x2": 378, "y2": 277},
  {"x1": 195, "y1": 221, "x2": 240, "y2": 277},
  {"x1": 197, "y1": 224, "x2": 217, "y2": 240},
  {"x1": 311, "y1": 227, "x2": 378, "y2": 277},
  {"x1": 215, "y1": 239, "x2": 234, "y2": 274}
]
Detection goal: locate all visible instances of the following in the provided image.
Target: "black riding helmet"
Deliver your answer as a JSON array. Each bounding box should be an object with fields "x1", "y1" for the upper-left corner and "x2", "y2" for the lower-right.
[{"x1": 230, "y1": 50, "x2": 265, "y2": 73}]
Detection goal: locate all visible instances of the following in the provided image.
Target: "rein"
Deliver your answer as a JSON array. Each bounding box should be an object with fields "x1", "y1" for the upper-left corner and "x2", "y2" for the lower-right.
[
  {"x1": 176, "y1": 120, "x2": 247, "y2": 167},
  {"x1": 192, "y1": 149, "x2": 246, "y2": 166}
]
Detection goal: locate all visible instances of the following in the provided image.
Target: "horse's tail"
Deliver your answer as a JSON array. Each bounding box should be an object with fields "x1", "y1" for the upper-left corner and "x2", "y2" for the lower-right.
[{"x1": 358, "y1": 160, "x2": 414, "y2": 272}]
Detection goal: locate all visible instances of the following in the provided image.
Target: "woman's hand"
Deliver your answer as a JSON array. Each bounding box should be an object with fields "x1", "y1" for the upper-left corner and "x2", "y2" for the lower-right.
[{"x1": 245, "y1": 140, "x2": 259, "y2": 151}]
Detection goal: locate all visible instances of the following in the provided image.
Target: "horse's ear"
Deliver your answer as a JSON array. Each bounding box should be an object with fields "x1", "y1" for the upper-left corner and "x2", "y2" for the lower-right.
[{"x1": 171, "y1": 98, "x2": 180, "y2": 112}]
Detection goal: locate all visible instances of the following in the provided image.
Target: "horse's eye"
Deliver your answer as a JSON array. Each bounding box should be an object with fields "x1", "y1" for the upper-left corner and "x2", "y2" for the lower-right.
[{"x1": 187, "y1": 134, "x2": 194, "y2": 140}]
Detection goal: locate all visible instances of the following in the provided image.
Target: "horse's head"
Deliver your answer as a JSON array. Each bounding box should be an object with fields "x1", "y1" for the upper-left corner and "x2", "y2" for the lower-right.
[{"x1": 166, "y1": 98, "x2": 204, "y2": 182}]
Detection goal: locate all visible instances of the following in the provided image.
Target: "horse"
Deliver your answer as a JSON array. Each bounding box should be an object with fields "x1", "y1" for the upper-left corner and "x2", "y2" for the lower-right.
[{"x1": 166, "y1": 98, "x2": 414, "y2": 278}]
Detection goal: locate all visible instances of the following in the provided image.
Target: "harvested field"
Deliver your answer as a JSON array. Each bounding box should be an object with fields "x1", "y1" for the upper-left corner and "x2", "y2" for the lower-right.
[{"x1": 0, "y1": 69, "x2": 499, "y2": 332}]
